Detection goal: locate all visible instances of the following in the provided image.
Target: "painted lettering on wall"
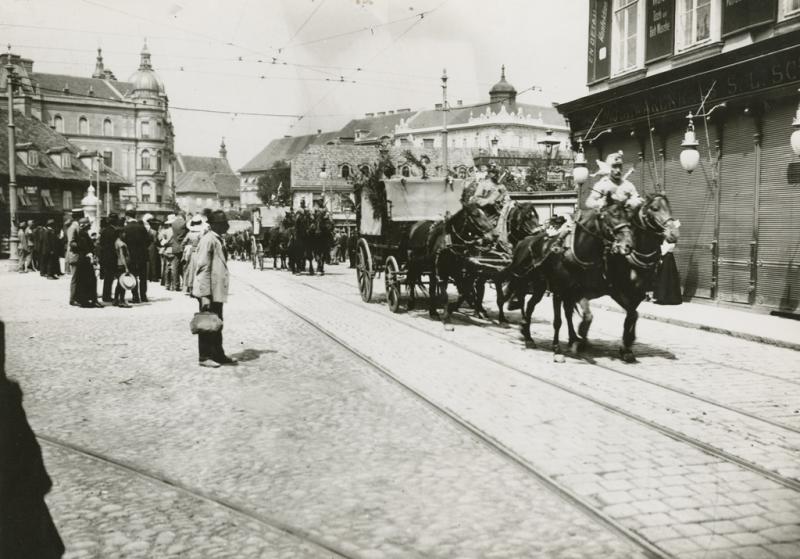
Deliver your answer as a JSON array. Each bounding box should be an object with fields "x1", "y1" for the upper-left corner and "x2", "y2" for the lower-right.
[{"x1": 646, "y1": 0, "x2": 674, "y2": 62}]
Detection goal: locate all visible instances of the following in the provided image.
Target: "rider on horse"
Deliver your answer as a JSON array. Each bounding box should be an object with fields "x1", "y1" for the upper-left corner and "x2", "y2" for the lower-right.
[
  {"x1": 585, "y1": 151, "x2": 642, "y2": 211},
  {"x1": 468, "y1": 162, "x2": 508, "y2": 223}
]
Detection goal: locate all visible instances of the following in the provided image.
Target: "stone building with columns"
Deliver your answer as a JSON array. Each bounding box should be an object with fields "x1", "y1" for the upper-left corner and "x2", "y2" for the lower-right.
[{"x1": 0, "y1": 43, "x2": 176, "y2": 217}]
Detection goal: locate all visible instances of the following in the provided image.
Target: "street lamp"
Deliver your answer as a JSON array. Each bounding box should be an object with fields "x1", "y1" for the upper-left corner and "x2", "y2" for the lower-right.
[
  {"x1": 538, "y1": 129, "x2": 561, "y2": 189},
  {"x1": 319, "y1": 163, "x2": 328, "y2": 211},
  {"x1": 572, "y1": 137, "x2": 589, "y2": 186},
  {"x1": 680, "y1": 112, "x2": 700, "y2": 173},
  {"x1": 792, "y1": 89, "x2": 800, "y2": 157}
]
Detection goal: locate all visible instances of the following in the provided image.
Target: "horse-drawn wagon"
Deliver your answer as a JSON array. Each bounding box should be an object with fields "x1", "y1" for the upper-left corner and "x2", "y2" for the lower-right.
[
  {"x1": 251, "y1": 206, "x2": 289, "y2": 270},
  {"x1": 355, "y1": 176, "x2": 466, "y2": 312}
]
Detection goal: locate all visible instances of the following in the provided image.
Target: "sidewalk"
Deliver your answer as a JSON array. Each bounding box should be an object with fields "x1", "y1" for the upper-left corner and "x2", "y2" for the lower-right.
[{"x1": 591, "y1": 295, "x2": 800, "y2": 351}]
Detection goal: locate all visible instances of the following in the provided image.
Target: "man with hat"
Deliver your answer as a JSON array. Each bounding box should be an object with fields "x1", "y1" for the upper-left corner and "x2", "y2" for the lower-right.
[
  {"x1": 192, "y1": 210, "x2": 237, "y2": 367},
  {"x1": 122, "y1": 209, "x2": 151, "y2": 303},
  {"x1": 42, "y1": 219, "x2": 61, "y2": 280},
  {"x1": 170, "y1": 212, "x2": 187, "y2": 292},
  {"x1": 98, "y1": 214, "x2": 119, "y2": 302},
  {"x1": 585, "y1": 151, "x2": 642, "y2": 211},
  {"x1": 468, "y1": 161, "x2": 508, "y2": 219}
]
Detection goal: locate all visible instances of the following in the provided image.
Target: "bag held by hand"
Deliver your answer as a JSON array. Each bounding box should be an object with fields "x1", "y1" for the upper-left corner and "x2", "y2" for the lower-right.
[{"x1": 190, "y1": 311, "x2": 223, "y2": 335}]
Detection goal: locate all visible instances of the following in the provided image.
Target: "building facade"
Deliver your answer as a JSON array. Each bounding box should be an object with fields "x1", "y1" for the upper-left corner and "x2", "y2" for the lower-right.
[
  {"x1": 1, "y1": 107, "x2": 129, "y2": 253},
  {"x1": 175, "y1": 140, "x2": 241, "y2": 215},
  {"x1": 557, "y1": 0, "x2": 800, "y2": 314},
  {"x1": 0, "y1": 44, "x2": 176, "y2": 216}
]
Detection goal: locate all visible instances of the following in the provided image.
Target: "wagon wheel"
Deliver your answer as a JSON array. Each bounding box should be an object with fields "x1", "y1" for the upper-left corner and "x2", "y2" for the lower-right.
[
  {"x1": 356, "y1": 238, "x2": 374, "y2": 302},
  {"x1": 384, "y1": 255, "x2": 401, "y2": 313}
]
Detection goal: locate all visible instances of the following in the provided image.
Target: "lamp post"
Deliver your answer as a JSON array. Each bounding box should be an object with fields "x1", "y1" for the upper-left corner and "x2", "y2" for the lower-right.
[
  {"x1": 319, "y1": 164, "x2": 328, "y2": 211},
  {"x1": 441, "y1": 68, "x2": 448, "y2": 175},
  {"x1": 538, "y1": 129, "x2": 561, "y2": 189},
  {"x1": 6, "y1": 52, "x2": 18, "y2": 265}
]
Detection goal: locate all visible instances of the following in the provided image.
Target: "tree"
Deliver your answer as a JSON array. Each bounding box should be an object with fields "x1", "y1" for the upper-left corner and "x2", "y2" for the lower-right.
[{"x1": 257, "y1": 160, "x2": 292, "y2": 206}]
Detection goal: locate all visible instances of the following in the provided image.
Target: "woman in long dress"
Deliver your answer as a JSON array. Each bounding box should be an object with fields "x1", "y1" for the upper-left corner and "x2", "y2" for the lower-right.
[{"x1": 653, "y1": 241, "x2": 682, "y2": 305}]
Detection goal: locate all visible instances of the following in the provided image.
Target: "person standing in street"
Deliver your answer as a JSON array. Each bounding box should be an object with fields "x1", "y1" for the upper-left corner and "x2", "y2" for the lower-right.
[
  {"x1": 113, "y1": 228, "x2": 133, "y2": 308},
  {"x1": 170, "y1": 212, "x2": 187, "y2": 291},
  {"x1": 42, "y1": 220, "x2": 60, "y2": 280},
  {"x1": 181, "y1": 214, "x2": 205, "y2": 295},
  {"x1": 143, "y1": 214, "x2": 160, "y2": 283},
  {"x1": 122, "y1": 210, "x2": 150, "y2": 303},
  {"x1": 16, "y1": 221, "x2": 31, "y2": 273},
  {"x1": 70, "y1": 218, "x2": 102, "y2": 308},
  {"x1": 98, "y1": 215, "x2": 118, "y2": 303},
  {"x1": 63, "y1": 213, "x2": 79, "y2": 276},
  {"x1": 158, "y1": 219, "x2": 174, "y2": 287},
  {"x1": 192, "y1": 210, "x2": 237, "y2": 368}
]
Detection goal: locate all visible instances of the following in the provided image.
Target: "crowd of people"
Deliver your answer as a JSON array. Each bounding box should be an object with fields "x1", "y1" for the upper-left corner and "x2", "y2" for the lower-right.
[{"x1": 14, "y1": 208, "x2": 216, "y2": 309}]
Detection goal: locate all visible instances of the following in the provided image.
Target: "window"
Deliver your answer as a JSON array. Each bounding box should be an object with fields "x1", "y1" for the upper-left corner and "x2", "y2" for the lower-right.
[
  {"x1": 79, "y1": 116, "x2": 89, "y2": 135},
  {"x1": 676, "y1": 0, "x2": 711, "y2": 51},
  {"x1": 41, "y1": 189, "x2": 54, "y2": 208},
  {"x1": 784, "y1": 0, "x2": 800, "y2": 17},
  {"x1": 141, "y1": 121, "x2": 150, "y2": 138},
  {"x1": 156, "y1": 150, "x2": 162, "y2": 172},
  {"x1": 401, "y1": 165, "x2": 410, "y2": 177},
  {"x1": 340, "y1": 164, "x2": 351, "y2": 179},
  {"x1": 103, "y1": 118, "x2": 112, "y2": 136},
  {"x1": 141, "y1": 182, "x2": 152, "y2": 202},
  {"x1": 54, "y1": 115, "x2": 63, "y2": 132},
  {"x1": 60, "y1": 153, "x2": 72, "y2": 169},
  {"x1": 103, "y1": 150, "x2": 113, "y2": 169},
  {"x1": 28, "y1": 150, "x2": 39, "y2": 167},
  {"x1": 359, "y1": 164, "x2": 370, "y2": 176},
  {"x1": 141, "y1": 149, "x2": 151, "y2": 170},
  {"x1": 63, "y1": 190, "x2": 73, "y2": 210},
  {"x1": 423, "y1": 138, "x2": 435, "y2": 148},
  {"x1": 613, "y1": 0, "x2": 640, "y2": 73},
  {"x1": 156, "y1": 121, "x2": 162, "y2": 138}
]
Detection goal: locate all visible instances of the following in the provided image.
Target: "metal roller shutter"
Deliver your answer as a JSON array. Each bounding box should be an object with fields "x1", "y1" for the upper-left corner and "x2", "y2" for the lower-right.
[
  {"x1": 663, "y1": 123, "x2": 716, "y2": 300},
  {"x1": 757, "y1": 100, "x2": 800, "y2": 312},
  {"x1": 615, "y1": 136, "x2": 643, "y2": 191},
  {"x1": 718, "y1": 113, "x2": 756, "y2": 304}
]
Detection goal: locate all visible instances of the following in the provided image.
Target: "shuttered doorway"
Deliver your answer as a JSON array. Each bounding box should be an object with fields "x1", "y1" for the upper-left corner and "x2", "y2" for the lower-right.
[
  {"x1": 718, "y1": 112, "x2": 757, "y2": 304},
  {"x1": 757, "y1": 101, "x2": 800, "y2": 312}
]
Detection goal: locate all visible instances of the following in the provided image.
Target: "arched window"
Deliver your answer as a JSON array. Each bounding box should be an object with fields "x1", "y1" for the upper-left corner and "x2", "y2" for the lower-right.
[
  {"x1": 359, "y1": 164, "x2": 370, "y2": 176},
  {"x1": 340, "y1": 164, "x2": 351, "y2": 179},
  {"x1": 141, "y1": 149, "x2": 151, "y2": 170},
  {"x1": 401, "y1": 165, "x2": 410, "y2": 177},
  {"x1": 141, "y1": 182, "x2": 152, "y2": 202},
  {"x1": 78, "y1": 116, "x2": 89, "y2": 135},
  {"x1": 54, "y1": 115, "x2": 64, "y2": 133},
  {"x1": 103, "y1": 118, "x2": 112, "y2": 136}
]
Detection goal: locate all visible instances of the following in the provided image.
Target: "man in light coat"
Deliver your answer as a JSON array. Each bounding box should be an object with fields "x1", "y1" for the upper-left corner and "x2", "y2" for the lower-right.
[{"x1": 192, "y1": 210, "x2": 237, "y2": 368}]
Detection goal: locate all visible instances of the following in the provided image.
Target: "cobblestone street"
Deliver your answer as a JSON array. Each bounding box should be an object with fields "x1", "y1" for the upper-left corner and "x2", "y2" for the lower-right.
[{"x1": 2, "y1": 262, "x2": 799, "y2": 558}]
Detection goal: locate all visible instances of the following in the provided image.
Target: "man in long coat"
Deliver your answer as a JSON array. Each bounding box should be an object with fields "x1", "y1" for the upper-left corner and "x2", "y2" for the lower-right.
[
  {"x1": 122, "y1": 210, "x2": 150, "y2": 303},
  {"x1": 98, "y1": 215, "x2": 119, "y2": 302},
  {"x1": 192, "y1": 210, "x2": 237, "y2": 368}
]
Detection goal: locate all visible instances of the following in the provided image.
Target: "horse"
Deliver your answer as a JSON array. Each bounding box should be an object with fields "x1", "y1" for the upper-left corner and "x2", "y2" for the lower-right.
[
  {"x1": 308, "y1": 210, "x2": 335, "y2": 275},
  {"x1": 287, "y1": 210, "x2": 315, "y2": 275},
  {"x1": 472, "y1": 200, "x2": 541, "y2": 320},
  {"x1": 402, "y1": 202, "x2": 498, "y2": 328},
  {"x1": 557, "y1": 194, "x2": 681, "y2": 363},
  {"x1": 495, "y1": 202, "x2": 635, "y2": 357}
]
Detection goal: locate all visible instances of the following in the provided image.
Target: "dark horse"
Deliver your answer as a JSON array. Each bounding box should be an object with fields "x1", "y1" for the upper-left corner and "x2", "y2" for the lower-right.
[
  {"x1": 556, "y1": 194, "x2": 681, "y2": 363},
  {"x1": 288, "y1": 210, "x2": 315, "y2": 275},
  {"x1": 495, "y1": 202, "x2": 635, "y2": 357},
  {"x1": 269, "y1": 214, "x2": 293, "y2": 270},
  {"x1": 472, "y1": 201, "x2": 541, "y2": 320},
  {"x1": 308, "y1": 210, "x2": 335, "y2": 275},
  {"x1": 404, "y1": 202, "x2": 497, "y2": 329}
]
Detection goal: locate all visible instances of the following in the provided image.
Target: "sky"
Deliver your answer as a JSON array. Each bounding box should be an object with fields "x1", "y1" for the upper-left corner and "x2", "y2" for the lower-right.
[{"x1": 2, "y1": 0, "x2": 590, "y2": 170}]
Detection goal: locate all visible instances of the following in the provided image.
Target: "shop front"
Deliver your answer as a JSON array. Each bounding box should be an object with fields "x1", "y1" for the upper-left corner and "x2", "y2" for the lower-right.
[{"x1": 557, "y1": 29, "x2": 800, "y2": 314}]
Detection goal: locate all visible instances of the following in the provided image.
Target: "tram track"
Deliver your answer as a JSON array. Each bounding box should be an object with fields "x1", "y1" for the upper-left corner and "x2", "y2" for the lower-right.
[
  {"x1": 236, "y1": 274, "x2": 668, "y2": 559},
  {"x1": 36, "y1": 434, "x2": 357, "y2": 559},
  {"x1": 239, "y1": 271, "x2": 800, "y2": 498},
  {"x1": 317, "y1": 273, "x2": 800, "y2": 436}
]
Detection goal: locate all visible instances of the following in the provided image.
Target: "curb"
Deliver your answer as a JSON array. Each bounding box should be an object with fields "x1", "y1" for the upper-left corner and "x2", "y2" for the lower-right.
[{"x1": 590, "y1": 301, "x2": 800, "y2": 352}]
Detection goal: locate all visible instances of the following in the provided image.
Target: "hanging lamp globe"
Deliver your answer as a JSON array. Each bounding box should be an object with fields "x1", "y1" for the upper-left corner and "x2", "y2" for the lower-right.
[
  {"x1": 680, "y1": 113, "x2": 700, "y2": 173},
  {"x1": 572, "y1": 151, "x2": 589, "y2": 185}
]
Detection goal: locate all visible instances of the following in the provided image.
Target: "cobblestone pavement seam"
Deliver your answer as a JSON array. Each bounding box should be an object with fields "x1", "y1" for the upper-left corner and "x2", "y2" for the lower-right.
[
  {"x1": 38, "y1": 435, "x2": 356, "y2": 559},
  {"x1": 241, "y1": 278, "x2": 670, "y2": 559}
]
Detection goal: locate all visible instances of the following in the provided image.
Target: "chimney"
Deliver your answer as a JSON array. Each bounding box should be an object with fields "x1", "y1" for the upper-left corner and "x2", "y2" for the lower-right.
[
  {"x1": 435, "y1": 103, "x2": 443, "y2": 110},
  {"x1": 284, "y1": 135, "x2": 292, "y2": 138},
  {"x1": 388, "y1": 110, "x2": 394, "y2": 115},
  {"x1": 377, "y1": 111, "x2": 386, "y2": 116},
  {"x1": 88, "y1": 85, "x2": 95, "y2": 96},
  {"x1": 63, "y1": 83, "x2": 70, "y2": 94},
  {"x1": 457, "y1": 100, "x2": 463, "y2": 107},
  {"x1": 13, "y1": 95, "x2": 32, "y2": 117},
  {"x1": 20, "y1": 58, "x2": 34, "y2": 76},
  {"x1": 365, "y1": 112, "x2": 374, "y2": 117}
]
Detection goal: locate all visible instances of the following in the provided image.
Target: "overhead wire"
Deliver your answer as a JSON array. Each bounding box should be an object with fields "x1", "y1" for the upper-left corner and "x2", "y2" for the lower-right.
[{"x1": 279, "y1": 0, "x2": 328, "y2": 52}]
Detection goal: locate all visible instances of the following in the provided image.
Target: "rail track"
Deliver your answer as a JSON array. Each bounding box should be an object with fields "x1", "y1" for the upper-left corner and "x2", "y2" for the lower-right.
[{"x1": 37, "y1": 434, "x2": 356, "y2": 559}]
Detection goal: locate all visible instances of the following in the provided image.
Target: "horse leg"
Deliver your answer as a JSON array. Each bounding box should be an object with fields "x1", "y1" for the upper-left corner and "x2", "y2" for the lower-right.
[
  {"x1": 427, "y1": 272, "x2": 440, "y2": 320},
  {"x1": 441, "y1": 278, "x2": 456, "y2": 331},
  {"x1": 552, "y1": 293, "x2": 566, "y2": 362},
  {"x1": 473, "y1": 279, "x2": 488, "y2": 319},
  {"x1": 576, "y1": 298, "x2": 593, "y2": 350},
  {"x1": 564, "y1": 299, "x2": 580, "y2": 353},
  {"x1": 495, "y1": 278, "x2": 509, "y2": 325},
  {"x1": 521, "y1": 282, "x2": 546, "y2": 348},
  {"x1": 609, "y1": 293, "x2": 639, "y2": 363}
]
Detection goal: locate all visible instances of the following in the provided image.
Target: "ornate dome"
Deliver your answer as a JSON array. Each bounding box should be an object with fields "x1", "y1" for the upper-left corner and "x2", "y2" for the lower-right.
[
  {"x1": 128, "y1": 41, "x2": 165, "y2": 97},
  {"x1": 489, "y1": 65, "x2": 516, "y2": 104}
]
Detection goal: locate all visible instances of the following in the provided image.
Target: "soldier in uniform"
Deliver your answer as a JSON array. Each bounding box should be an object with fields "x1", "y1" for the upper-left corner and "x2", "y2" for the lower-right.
[
  {"x1": 585, "y1": 151, "x2": 642, "y2": 211},
  {"x1": 468, "y1": 162, "x2": 508, "y2": 219}
]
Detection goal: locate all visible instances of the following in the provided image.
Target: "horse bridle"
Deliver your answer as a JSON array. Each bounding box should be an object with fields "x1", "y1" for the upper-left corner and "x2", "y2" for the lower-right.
[
  {"x1": 448, "y1": 208, "x2": 490, "y2": 246},
  {"x1": 638, "y1": 197, "x2": 676, "y2": 235}
]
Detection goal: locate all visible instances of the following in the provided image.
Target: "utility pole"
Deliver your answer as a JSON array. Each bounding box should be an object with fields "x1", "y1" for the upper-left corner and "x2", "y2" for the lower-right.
[
  {"x1": 6, "y1": 50, "x2": 19, "y2": 265},
  {"x1": 441, "y1": 68, "x2": 448, "y2": 176}
]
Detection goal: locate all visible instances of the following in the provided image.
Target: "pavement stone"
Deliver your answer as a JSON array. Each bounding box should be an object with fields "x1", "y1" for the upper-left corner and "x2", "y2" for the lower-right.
[{"x1": 1, "y1": 269, "x2": 646, "y2": 558}]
